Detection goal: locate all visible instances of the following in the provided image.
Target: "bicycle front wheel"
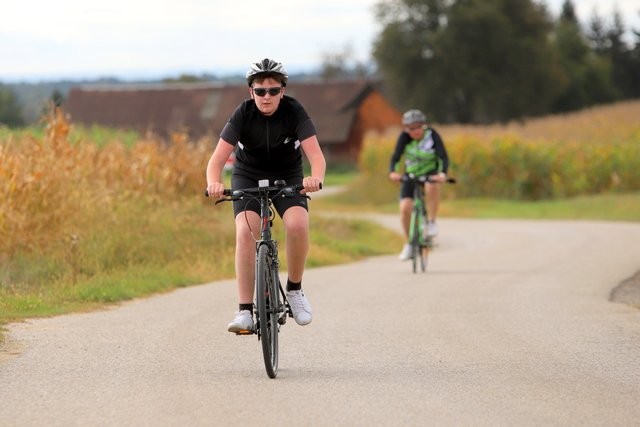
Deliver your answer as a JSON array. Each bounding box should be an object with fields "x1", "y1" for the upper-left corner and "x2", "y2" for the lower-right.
[
  {"x1": 410, "y1": 210, "x2": 425, "y2": 273},
  {"x1": 256, "y1": 243, "x2": 279, "y2": 378}
]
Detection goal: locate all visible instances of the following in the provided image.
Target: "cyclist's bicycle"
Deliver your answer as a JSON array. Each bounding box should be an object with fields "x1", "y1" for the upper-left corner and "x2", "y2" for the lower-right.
[
  {"x1": 402, "y1": 173, "x2": 456, "y2": 273},
  {"x1": 207, "y1": 179, "x2": 313, "y2": 378}
]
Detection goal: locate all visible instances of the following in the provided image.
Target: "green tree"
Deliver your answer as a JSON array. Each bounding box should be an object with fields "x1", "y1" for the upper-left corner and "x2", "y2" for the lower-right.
[
  {"x1": 551, "y1": 0, "x2": 615, "y2": 111},
  {"x1": 373, "y1": 0, "x2": 564, "y2": 123},
  {"x1": 372, "y1": 0, "x2": 448, "y2": 117},
  {"x1": 607, "y1": 10, "x2": 639, "y2": 98},
  {"x1": 587, "y1": 11, "x2": 609, "y2": 54},
  {"x1": 587, "y1": 8, "x2": 640, "y2": 99},
  {"x1": 319, "y1": 45, "x2": 371, "y2": 80},
  {"x1": 0, "y1": 84, "x2": 24, "y2": 127},
  {"x1": 51, "y1": 89, "x2": 64, "y2": 107},
  {"x1": 631, "y1": 14, "x2": 640, "y2": 96},
  {"x1": 442, "y1": 0, "x2": 564, "y2": 122}
]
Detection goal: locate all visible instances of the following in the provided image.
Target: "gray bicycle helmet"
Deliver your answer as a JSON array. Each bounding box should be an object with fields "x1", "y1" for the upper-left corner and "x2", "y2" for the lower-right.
[
  {"x1": 402, "y1": 109, "x2": 427, "y2": 126},
  {"x1": 246, "y1": 58, "x2": 288, "y2": 87}
]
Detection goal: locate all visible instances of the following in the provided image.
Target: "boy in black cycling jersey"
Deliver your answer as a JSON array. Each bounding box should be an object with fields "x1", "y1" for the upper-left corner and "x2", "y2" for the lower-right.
[
  {"x1": 206, "y1": 58, "x2": 326, "y2": 333},
  {"x1": 388, "y1": 109, "x2": 449, "y2": 261}
]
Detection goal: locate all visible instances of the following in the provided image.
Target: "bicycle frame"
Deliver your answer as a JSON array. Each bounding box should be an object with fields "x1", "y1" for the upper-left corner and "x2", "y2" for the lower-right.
[
  {"x1": 402, "y1": 173, "x2": 456, "y2": 273},
  {"x1": 406, "y1": 175, "x2": 430, "y2": 273},
  {"x1": 210, "y1": 179, "x2": 306, "y2": 378},
  {"x1": 254, "y1": 181, "x2": 291, "y2": 329},
  {"x1": 409, "y1": 183, "x2": 428, "y2": 244}
]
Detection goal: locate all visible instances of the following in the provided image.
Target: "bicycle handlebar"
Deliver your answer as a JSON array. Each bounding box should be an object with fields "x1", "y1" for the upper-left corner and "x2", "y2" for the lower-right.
[
  {"x1": 204, "y1": 180, "x2": 322, "y2": 200},
  {"x1": 402, "y1": 173, "x2": 456, "y2": 184}
]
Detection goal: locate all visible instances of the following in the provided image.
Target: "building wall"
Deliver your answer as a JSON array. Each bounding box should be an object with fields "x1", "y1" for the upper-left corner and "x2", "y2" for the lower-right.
[
  {"x1": 324, "y1": 92, "x2": 402, "y2": 165},
  {"x1": 66, "y1": 83, "x2": 402, "y2": 167}
]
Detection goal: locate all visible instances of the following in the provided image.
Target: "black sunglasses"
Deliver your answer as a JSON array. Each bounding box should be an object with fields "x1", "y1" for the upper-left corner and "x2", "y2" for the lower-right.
[{"x1": 253, "y1": 87, "x2": 283, "y2": 97}]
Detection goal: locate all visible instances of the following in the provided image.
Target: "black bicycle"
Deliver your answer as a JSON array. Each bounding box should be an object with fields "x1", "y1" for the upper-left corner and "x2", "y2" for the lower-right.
[
  {"x1": 207, "y1": 179, "x2": 311, "y2": 378},
  {"x1": 402, "y1": 174, "x2": 456, "y2": 273}
]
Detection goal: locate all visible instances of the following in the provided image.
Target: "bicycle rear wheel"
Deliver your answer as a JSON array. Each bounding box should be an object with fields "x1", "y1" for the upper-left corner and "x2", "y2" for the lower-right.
[{"x1": 256, "y1": 243, "x2": 279, "y2": 378}]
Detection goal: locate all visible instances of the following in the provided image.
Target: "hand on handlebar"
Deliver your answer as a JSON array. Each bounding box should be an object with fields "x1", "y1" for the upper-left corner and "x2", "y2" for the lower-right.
[
  {"x1": 429, "y1": 172, "x2": 448, "y2": 184},
  {"x1": 389, "y1": 171, "x2": 402, "y2": 182},
  {"x1": 206, "y1": 182, "x2": 225, "y2": 199},
  {"x1": 302, "y1": 176, "x2": 323, "y2": 193}
]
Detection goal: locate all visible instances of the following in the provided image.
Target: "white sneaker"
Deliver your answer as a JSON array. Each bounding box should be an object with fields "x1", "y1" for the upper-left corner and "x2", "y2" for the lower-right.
[
  {"x1": 398, "y1": 243, "x2": 412, "y2": 261},
  {"x1": 286, "y1": 290, "x2": 312, "y2": 325},
  {"x1": 227, "y1": 309, "x2": 254, "y2": 333},
  {"x1": 427, "y1": 221, "x2": 438, "y2": 237}
]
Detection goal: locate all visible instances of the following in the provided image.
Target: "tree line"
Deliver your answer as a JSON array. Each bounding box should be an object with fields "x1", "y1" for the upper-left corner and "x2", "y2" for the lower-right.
[
  {"x1": 372, "y1": 0, "x2": 640, "y2": 123},
  {"x1": 0, "y1": 84, "x2": 25, "y2": 127}
]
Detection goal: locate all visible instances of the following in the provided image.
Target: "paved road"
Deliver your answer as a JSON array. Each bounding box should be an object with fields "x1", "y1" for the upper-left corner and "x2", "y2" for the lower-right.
[{"x1": 1, "y1": 217, "x2": 640, "y2": 426}]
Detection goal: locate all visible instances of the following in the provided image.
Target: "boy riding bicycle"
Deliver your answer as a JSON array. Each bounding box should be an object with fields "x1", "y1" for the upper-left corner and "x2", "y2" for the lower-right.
[
  {"x1": 206, "y1": 58, "x2": 326, "y2": 332},
  {"x1": 388, "y1": 109, "x2": 450, "y2": 261}
]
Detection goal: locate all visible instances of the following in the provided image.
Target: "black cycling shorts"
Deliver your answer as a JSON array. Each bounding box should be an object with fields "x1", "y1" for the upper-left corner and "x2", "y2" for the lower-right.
[
  {"x1": 400, "y1": 179, "x2": 420, "y2": 199},
  {"x1": 399, "y1": 171, "x2": 442, "y2": 199},
  {"x1": 231, "y1": 171, "x2": 308, "y2": 217}
]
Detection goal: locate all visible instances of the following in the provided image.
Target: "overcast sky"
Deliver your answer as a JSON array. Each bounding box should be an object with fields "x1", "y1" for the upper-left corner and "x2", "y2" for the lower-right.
[{"x1": 1, "y1": 0, "x2": 638, "y2": 83}]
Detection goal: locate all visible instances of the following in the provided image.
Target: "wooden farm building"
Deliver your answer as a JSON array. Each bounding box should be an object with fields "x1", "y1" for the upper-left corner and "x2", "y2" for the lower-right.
[{"x1": 65, "y1": 80, "x2": 401, "y2": 164}]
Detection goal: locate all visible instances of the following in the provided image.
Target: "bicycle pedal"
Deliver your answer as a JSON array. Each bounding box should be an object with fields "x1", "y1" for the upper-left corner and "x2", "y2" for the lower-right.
[{"x1": 234, "y1": 329, "x2": 255, "y2": 335}]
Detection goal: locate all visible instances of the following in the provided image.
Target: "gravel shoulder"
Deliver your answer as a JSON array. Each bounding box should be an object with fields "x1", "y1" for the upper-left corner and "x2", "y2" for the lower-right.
[{"x1": 611, "y1": 269, "x2": 640, "y2": 308}]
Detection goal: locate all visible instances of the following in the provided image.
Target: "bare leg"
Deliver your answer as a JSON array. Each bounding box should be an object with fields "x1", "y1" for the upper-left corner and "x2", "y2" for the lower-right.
[
  {"x1": 425, "y1": 182, "x2": 441, "y2": 222},
  {"x1": 399, "y1": 197, "x2": 413, "y2": 240},
  {"x1": 282, "y1": 206, "x2": 309, "y2": 283},
  {"x1": 234, "y1": 211, "x2": 261, "y2": 304}
]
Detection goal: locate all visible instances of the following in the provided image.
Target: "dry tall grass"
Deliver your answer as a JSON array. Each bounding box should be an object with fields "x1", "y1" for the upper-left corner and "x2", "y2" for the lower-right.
[
  {"x1": 1, "y1": 109, "x2": 402, "y2": 320},
  {"x1": 0, "y1": 108, "x2": 213, "y2": 256},
  {"x1": 358, "y1": 100, "x2": 640, "y2": 200},
  {"x1": 440, "y1": 99, "x2": 640, "y2": 144}
]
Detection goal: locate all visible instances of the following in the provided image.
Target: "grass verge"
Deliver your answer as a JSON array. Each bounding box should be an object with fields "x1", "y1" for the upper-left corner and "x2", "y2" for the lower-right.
[
  {"x1": 317, "y1": 180, "x2": 640, "y2": 222},
  {"x1": 440, "y1": 192, "x2": 640, "y2": 221},
  {"x1": 0, "y1": 195, "x2": 403, "y2": 335}
]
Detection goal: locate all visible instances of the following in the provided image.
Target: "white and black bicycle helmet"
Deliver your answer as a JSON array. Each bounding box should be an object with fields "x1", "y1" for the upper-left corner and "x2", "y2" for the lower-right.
[
  {"x1": 402, "y1": 109, "x2": 427, "y2": 126},
  {"x1": 246, "y1": 58, "x2": 289, "y2": 87}
]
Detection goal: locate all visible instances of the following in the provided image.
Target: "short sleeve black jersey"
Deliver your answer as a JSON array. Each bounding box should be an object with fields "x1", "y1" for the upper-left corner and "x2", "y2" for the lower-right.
[{"x1": 219, "y1": 95, "x2": 317, "y2": 176}]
